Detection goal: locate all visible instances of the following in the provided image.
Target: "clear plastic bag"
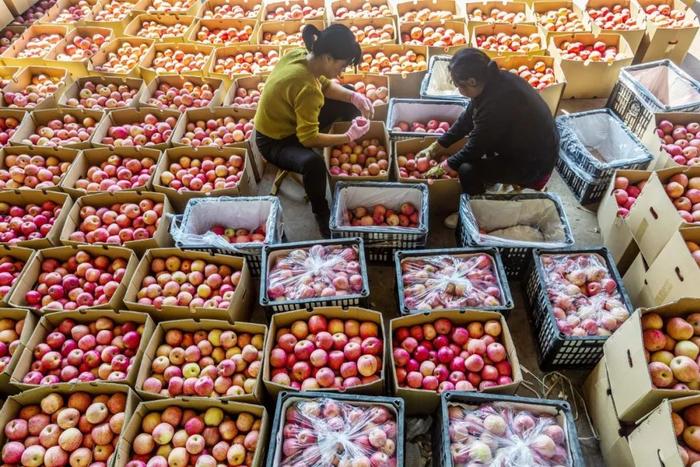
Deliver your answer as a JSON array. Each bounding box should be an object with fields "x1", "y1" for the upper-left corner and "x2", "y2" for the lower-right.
[
  {"x1": 625, "y1": 61, "x2": 700, "y2": 109},
  {"x1": 425, "y1": 56, "x2": 461, "y2": 97},
  {"x1": 266, "y1": 244, "x2": 364, "y2": 301},
  {"x1": 448, "y1": 402, "x2": 571, "y2": 467},
  {"x1": 540, "y1": 253, "x2": 630, "y2": 337},
  {"x1": 277, "y1": 397, "x2": 398, "y2": 467},
  {"x1": 400, "y1": 254, "x2": 504, "y2": 311}
]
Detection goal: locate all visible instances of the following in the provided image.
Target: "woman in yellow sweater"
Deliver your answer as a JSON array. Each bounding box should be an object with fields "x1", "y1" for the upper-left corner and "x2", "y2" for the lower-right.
[{"x1": 255, "y1": 24, "x2": 372, "y2": 238}]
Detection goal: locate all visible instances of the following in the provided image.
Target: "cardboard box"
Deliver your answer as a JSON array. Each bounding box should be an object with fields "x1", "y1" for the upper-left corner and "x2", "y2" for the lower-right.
[
  {"x1": 605, "y1": 299, "x2": 700, "y2": 424},
  {"x1": 634, "y1": 0, "x2": 699, "y2": 65},
  {"x1": 463, "y1": 0, "x2": 532, "y2": 35},
  {"x1": 0, "y1": 0, "x2": 23, "y2": 20},
  {"x1": 208, "y1": 45, "x2": 280, "y2": 85},
  {"x1": 0, "y1": 24, "x2": 67, "y2": 67},
  {"x1": 473, "y1": 23, "x2": 545, "y2": 57},
  {"x1": 113, "y1": 398, "x2": 268, "y2": 467},
  {"x1": 531, "y1": 0, "x2": 591, "y2": 40},
  {"x1": 261, "y1": 0, "x2": 325, "y2": 21},
  {"x1": 154, "y1": 146, "x2": 255, "y2": 212},
  {"x1": 10, "y1": 107, "x2": 105, "y2": 150},
  {"x1": 224, "y1": 74, "x2": 266, "y2": 109},
  {"x1": 0, "y1": 145, "x2": 81, "y2": 191},
  {"x1": 90, "y1": 107, "x2": 179, "y2": 151},
  {"x1": 626, "y1": 166, "x2": 700, "y2": 264},
  {"x1": 644, "y1": 228, "x2": 700, "y2": 305},
  {"x1": 0, "y1": 189, "x2": 73, "y2": 249},
  {"x1": 583, "y1": 358, "x2": 635, "y2": 467},
  {"x1": 587, "y1": 0, "x2": 646, "y2": 53},
  {"x1": 640, "y1": 112, "x2": 700, "y2": 169},
  {"x1": 88, "y1": 37, "x2": 154, "y2": 78},
  {"x1": 0, "y1": 307, "x2": 36, "y2": 392},
  {"x1": 393, "y1": 137, "x2": 463, "y2": 214},
  {"x1": 144, "y1": 0, "x2": 199, "y2": 15},
  {"x1": 324, "y1": 120, "x2": 390, "y2": 188},
  {"x1": 256, "y1": 19, "x2": 325, "y2": 47},
  {"x1": 389, "y1": 310, "x2": 522, "y2": 415},
  {"x1": 597, "y1": 169, "x2": 651, "y2": 274},
  {"x1": 188, "y1": 17, "x2": 258, "y2": 47},
  {"x1": 329, "y1": 0, "x2": 395, "y2": 21},
  {"x1": 138, "y1": 42, "x2": 214, "y2": 83},
  {"x1": 1, "y1": 66, "x2": 71, "y2": 111},
  {"x1": 197, "y1": 0, "x2": 262, "y2": 21},
  {"x1": 262, "y1": 307, "x2": 386, "y2": 398},
  {"x1": 122, "y1": 247, "x2": 253, "y2": 322},
  {"x1": 37, "y1": 0, "x2": 98, "y2": 25},
  {"x1": 628, "y1": 395, "x2": 700, "y2": 466},
  {"x1": 491, "y1": 54, "x2": 565, "y2": 115},
  {"x1": 138, "y1": 74, "x2": 226, "y2": 110},
  {"x1": 123, "y1": 13, "x2": 196, "y2": 42},
  {"x1": 549, "y1": 32, "x2": 634, "y2": 98},
  {"x1": 59, "y1": 191, "x2": 173, "y2": 255},
  {"x1": 0, "y1": 245, "x2": 34, "y2": 306},
  {"x1": 357, "y1": 44, "x2": 428, "y2": 98},
  {"x1": 336, "y1": 16, "x2": 397, "y2": 46},
  {"x1": 10, "y1": 309, "x2": 154, "y2": 390},
  {"x1": 334, "y1": 73, "x2": 389, "y2": 122},
  {"x1": 398, "y1": 0, "x2": 460, "y2": 22},
  {"x1": 170, "y1": 106, "x2": 254, "y2": 148},
  {"x1": 135, "y1": 318, "x2": 267, "y2": 403},
  {"x1": 398, "y1": 19, "x2": 466, "y2": 55},
  {"x1": 7, "y1": 244, "x2": 138, "y2": 312},
  {"x1": 43, "y1": 26, "x2": 114, "y2": 78},
  {"x1": 0, "y1": 64, "x2": 19, "y2": 85},
  {"x1": 622, "y1": 252, "x2": 655, "y2": 308},
  {"x1": 60, "y1": 146, "x2": 161, "y2": 198},
  {"x1": 57, "y1": 75, "x2": 144, "y2": 111},
  {"x1": 85, "y1": 0, "x2": 151, "y2": 35}
]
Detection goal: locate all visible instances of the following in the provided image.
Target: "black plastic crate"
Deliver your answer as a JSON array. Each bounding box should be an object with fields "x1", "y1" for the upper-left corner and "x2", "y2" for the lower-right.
[
  {"x1": 394, "y1": 247, "x2": 514, "y2": 317},
  {"x1": 435, "y1": 391, "x2": 584, "y2": 467},
  {"x1": 457, "y1": 193, "x2": 575, "y2": 280},
  {"x1": 523, "y1": 247, "x2": 634, "y2": 370},
  {"x1": 607, "y1": 59, "x2": 700, "y2": 138},
  {"x1": 267, "y1": 391, "x2": 405, "y2": 467},
  {"x1": 259, "y1": 237, "x2": 370, "y2": 316},
  {"x1": 330, "y1": 181, "x2": 429, "y2": 263},
  {"x1": 555, "y1": 149, "x2": 610, "y2": 205}
]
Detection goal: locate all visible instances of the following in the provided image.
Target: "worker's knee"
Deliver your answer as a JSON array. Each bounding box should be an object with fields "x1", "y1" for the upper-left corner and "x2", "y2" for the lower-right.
[
  {"x1": 457, "y1": 163, "x2": 476, "y2": 182},
  {"x1": 302, "y1": 152, "x2": 326, "y2": 176}
]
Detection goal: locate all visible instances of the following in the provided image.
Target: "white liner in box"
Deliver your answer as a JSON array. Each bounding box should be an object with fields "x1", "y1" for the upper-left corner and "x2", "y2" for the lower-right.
[
  {"x1": 624, "y1": 60, "x2": 700, "y2": 110},
  {"x1": 386, "y1": 98, "x2": 465, "y2": 138},
  {"x1": 420, "y1": 55, "x2": 468, "y2": 101}
]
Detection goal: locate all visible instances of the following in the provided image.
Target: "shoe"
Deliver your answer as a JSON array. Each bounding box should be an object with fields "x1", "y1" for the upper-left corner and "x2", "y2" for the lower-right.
[{"x1": 443, "y1": 212, "x2": 459, "y2": 229}]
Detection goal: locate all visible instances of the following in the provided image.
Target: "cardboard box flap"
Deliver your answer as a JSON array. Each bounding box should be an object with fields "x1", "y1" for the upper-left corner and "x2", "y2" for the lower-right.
[{"x1": 645, "y1": 228, "x2": 700, "y2": 305}]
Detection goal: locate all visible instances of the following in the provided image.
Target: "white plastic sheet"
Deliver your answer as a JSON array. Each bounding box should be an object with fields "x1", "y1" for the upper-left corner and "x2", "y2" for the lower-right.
[
  {"x1": 426, "y1": 58, "x2": 461, "y2": 97},
  {"x1": 333, "y1": 184, "x2": 425, "y2": 232},
  {"x1": 627, "y1": 64, "x2": 700, "y2": 108}
]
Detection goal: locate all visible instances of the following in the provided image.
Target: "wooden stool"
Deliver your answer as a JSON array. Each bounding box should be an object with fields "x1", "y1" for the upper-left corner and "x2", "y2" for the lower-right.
[{"x1": 270, "y1": 169, "x2": 308, "y2": 202}]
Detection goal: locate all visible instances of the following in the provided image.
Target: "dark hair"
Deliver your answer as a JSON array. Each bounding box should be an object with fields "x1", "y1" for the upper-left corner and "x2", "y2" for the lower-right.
[
  {"x1": 302, "y1": 24, "x2": 362, "y2": 66},
  {"x1": 448, "y1": 48, "x2": 498, "y2": 86}
]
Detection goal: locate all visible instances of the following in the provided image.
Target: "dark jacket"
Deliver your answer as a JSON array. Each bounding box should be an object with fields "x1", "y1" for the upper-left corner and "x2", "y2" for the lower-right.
[{"x1": 438, "y1": 66, "x2": 559, "y2": 180}]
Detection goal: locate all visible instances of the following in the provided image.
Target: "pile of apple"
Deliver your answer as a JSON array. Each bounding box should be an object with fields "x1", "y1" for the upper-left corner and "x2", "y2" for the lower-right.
[
  {"x1": 65, "y1": 81, "x2": 139, "y2": 110},
  {"x1": 334, "y1": 1, "x2": 392, "y2": 18},
  {"x1": 134, "y1": 255, "x2": 242, "y2": 310},
  {"x1": 358, "y1": 49, "x2": 428, "y2": 74},
  {"x1": 15, "y1": 32, "x2": 62, "y2": 59},
  {"x1": 19, "y1": 114, "x2": 98, "y2": 147},
  {"x1": 612, "y1": 176, "x2": 646, "y2": 218},
  {"x1": 261, "y1": 29, "x2": 305, "y2": 46},
  {"x1": 178, "y1": 116, "x2": 253, "y2": 147},
  {"x1": 643, "y1": 312, "x2": 700, "y2": 390},
  {"x1": 401, "y1": 26, "x2": 467, "y2": 47},
  {"x1": 349, "y1": 23, "x2": 395, "y2": 45},
  {"x1": 397, "y1": 151, "x2": 455, "y2": 180},
  {"x1": 136, "y1": 19, "x2": 190, "y2": 40},
  {"x1": 663, "y1": 173, "x2": 700, "y2": 224},
  {"x1": 92, "y1": 0, "x2": 136, "y2": 21},
  {"x1": 266, "y1": 244, "x2": 364, "y2": 302},
  {"x1": 540, "y1": 253, "x2": 630, "y2": 337},
  {"x1": 688, "y1": 241, "x2": 700, "y2": 266},
  {"x1": 328, "y1": 138, "x2": 389, "y2": 177},
  {"x1": 231, "y1": 81, "x2": 264, "y2": 109},
  {"x1": 265, "y1": 3, "x2": 324, "y2": 20},
  {"x1": 400, "y1": 254, "x2": 504, "y2": 310},
  {"x1": 24, "y1": 249, "x2": 129, "y2": 311},
  {"x1": 656, "y1": 119, "x2": 700, "y2": 166},
  {"x1": 393, "y1": 119, "x2": 451, "y2": 135},
  {"x1": 333, "y1": 79, "x2": 387, "y2": 107},
  {"x1": 469, "y1": 7, "x2": 528, "y2": 24},
  {"x1": 643, "y1": 3, "x2": 695, "y2": 28},
  {"x1": 0, "y1": 200, "x2": 63, "y2": 244},
  {"x1": 278, "y1": 398, "x2": 398, "y2": 466},
  {"x1": 401, "y1": 7, "x2": 453, "y2": 22},
  {"x1": 142, "y1": 327, "x2": 264, "y2": 398},
  {"x1": 53, "y1": 0, "x2": 93, "y2": 22},
  {"x1": 92, "y1": 41, "x2": 150, "y2": 75},
  {"x1": 475, "y1": 32, "x2": 542, "y2": 53},
  {"x1": 0, "y1": 28, "x2": 20, "y2": 54},
  {"x1": 0, "y1": 115, "x2": 22, "y2": 146},
  {"x1": 448, "y1": 402, "x2": 571, "y2": 465},
  {"x1": 342, "y1": 203, "x2": 419, "y2": 228},
  {"x1": 537, "y1": 7, "x2": 588, "y2": 32},
  {"x1": 100, "y1": 113, "x2": 178, "y2": 147},
  {"x1": 393, "y1": 317, "x2": 514, "y2": 392},
  {"x1": 4, "y1": 73, "x2": 64, "y2": 109},
  {"x1": 67, "y1": 199, "x2": 164, "y2": 245},
  {"x1": 672, "y1": 404, "x2": 700, "y2": 465},
  {"x1": 0, "y1": 257, "x2": 25, "y2": 301},
  {"x1": 0, "y1": 153, "x2": 72, "y2": 190},
  {"x1": 210, "y1": 225, "x2": 266, "y2": 244},
  {"x1": 159, "y1": 154, "x2": 245, "y2": 192},
  {"x1": 506, "y1": 62, "x2": 557, "y2": 90},
  {"x1": 588, "y1": 5, "x2": 642, "y2": 30},
  {"x1": 213, "y1": 49, "x2": 279, "y2": 76},
  {"x1": 146, "y1": 80, "x2": 216, "y2": 112},
  {"x1": 0, "y1": 316, "x2": 23, "y2": 372},
  {"x1": 146, "y1": 0, "x2": 196, "y2": 14},
  {"x1": 54, "y1": 33, "x2": 109, "y2": 61},
  {"x1": 201, "y1": 3, "x2": 260, "y2": 18},
  {"x1": 269, "y1": 316, "x2": 382, "y2": 390},
  {"x1": 0, "y1": 391, "x2": 128, "y2": 466},
  {"x1": 74, "y1": 154, "x2": 156, "y2": 193},
  {"x1": 125, "y1": 406, "x2": 262, "y2": 467},
  {"x1": 20, "y1": 316, "x2": 144, "y2": 384},
  {"x1": 196, "y1": 24, "x2": 253, "y2": 45},
  {"x1": 147, "y1": 48, "x2": 210, "y2": 75},
  {"x1": 557, "y1": 40, "x2": 623, "y2": 62},
  {"x1": 10, "y1": 0, "x2": 56, "y2": 25}
]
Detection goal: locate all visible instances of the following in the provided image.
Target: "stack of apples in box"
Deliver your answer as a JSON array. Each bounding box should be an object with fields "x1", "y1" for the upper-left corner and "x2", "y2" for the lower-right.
[
  {"x1": 0, "y1": 29, "x2": 20, "y2": 54},
  {"x1": 0, "y1": 153, "x2": 71, "y2": 190},
  {"x1": 0, "y1": 259, "x2": 25, "y2": 302},
  {"x1": 147, "y1": 48, "x2": 209, "y2": 75},
  {"x1": 265, "y1": 3, "x2": 323, "y2": 20},
  {"x1": 505, "y1": 61, "x2": 557, "y2": 90},
  {"x1": 230, "y1": 81, "x2": 265, "y2": 110},
  {"x1": 11, "y1": 0, "x2": 56, "y2": 25},
  {"x1": 333, "y1": 79, "x2": 387, "y2": 107},
  {"x1": 64, "y1": 81, "x2": 139, "y2": 110},
  {"x1": 0, "y1": 200, "x2": 63, "y2": 244},
  {"x1": 100, "y1": 113, "x2": 178, "y2": 147},
  {"x1": 556, "y1": 40, "x2": 623, "y2": 62},
  {"x1": 397, "y1": 149, "x2": 456, "y2": 179},
  {"x1": 672, "y1": 403, "x2": 700, "y2": 465},
  {"x1": 67, "y1": 199, "x2": 164, "y2": 245},
  {"x1": 349, "y1": 24, "x2": 395, "y2": 45},
  {"x1": 54, "y1": 33, "x2": 108, "y2": 61},
  {"x1": 20, "y1": 114, "x2": 99, "y2": 147},
  {"x1": 643, "y1": 312, "x2": 700, "y2": 390},
  {"x1": 178, "y1": 116, "x2": 253, "y2": 147},
  {"x1": 611, "y1": 175, "x2": 646, "y2": 217},
  {"x1": 328, "y1": 137, "x2": 389, "y2": 178},
  {"x1": 334, "y1": 1, "x2": 392, "y2": 18},
  {"x1": 4, "y1": 73, "x2": 63, "y2": 109},
  {"x1": 202, "y1": 3, "x2": 260, "y2": 18},
  {"x1": 53, "y1": 0, "x2": 93, "y2": 22},
  {"x1": 159, "y1": 154, "x2": 246, "y2": 192},
  {"x1": 537, "y1": 7, "x2": 588, "y2": 32},
  {"x1": 475, "y1": 32, "x2": 541, "y2": 53},
  {"x1": 663, "y1": 173, "x2": 700, "y2": 224},
  {"x1": 136, "y1": 20, "x2": 190, "y2": 40},
  {"x1": 197, "y1": 24, "x2": 253, "y2": 46},
  {"x1": 15, "y1": 32, "x2": 62, "y2": 59},
  {"x1": 74, "y1": 154, "x2": 155, "y2": 192},
  {"x1": 358, "y1": 50, "x2": 428, "y2": 74},
  {"x1": 656, "y1": 119, "x2": 700, "y2": 166},
  {"x1": 642, "y1": 3, "x2": 696, "y2": 27},
  {"x1": 588, "y1": 4, "x2": 642, "y2": 30},
  {"x1": 401, "y1": 7, "x2": 453, "y2": 22},
  {"x1": 146, "y1": 81, "x2": 216, "y2": 112},
  {"x1": 213, "y1": 49, "x2": 279, "y2": 77},
  {"x1": 92, "y1": 41, "x2": 151, "y2": 75},
  {"x1": 0, "y1": 116, "x2": 21, "y2": 145},
  {"x1": 401, "y1": 26, "x2": 467, "y2": 48},
  {"x1": 0, "y1": 316, "x2": 22, "y2": 371},
  {"x1": 469, "y1": 7, "x2": 528, "y2": 23}
]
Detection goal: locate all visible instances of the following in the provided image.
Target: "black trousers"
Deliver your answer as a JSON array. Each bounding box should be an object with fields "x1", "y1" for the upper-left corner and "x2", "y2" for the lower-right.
[
  {"x1": 456, "y1": 155, "x2": 554, "y2": 195},
  {"x1": 256, "y1": 92, "x2": 359, "y2": 218}
]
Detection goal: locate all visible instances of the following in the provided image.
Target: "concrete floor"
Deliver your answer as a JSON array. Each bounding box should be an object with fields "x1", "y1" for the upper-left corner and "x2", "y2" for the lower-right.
[{"x1": 246, "y1": 24, "x2": 700, "y2": 466}]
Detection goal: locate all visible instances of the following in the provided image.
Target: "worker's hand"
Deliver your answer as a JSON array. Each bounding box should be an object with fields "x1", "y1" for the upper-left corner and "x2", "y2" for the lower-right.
[
  {"x1": 416, "y1": 141, "x2": 441, "y2": 160},
  {"x1": 344, "y1": 117, "x2": 370, "y2": 142},
  {"x1": 350, "y1": 92, "x2": 374, "y2": 119}
]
